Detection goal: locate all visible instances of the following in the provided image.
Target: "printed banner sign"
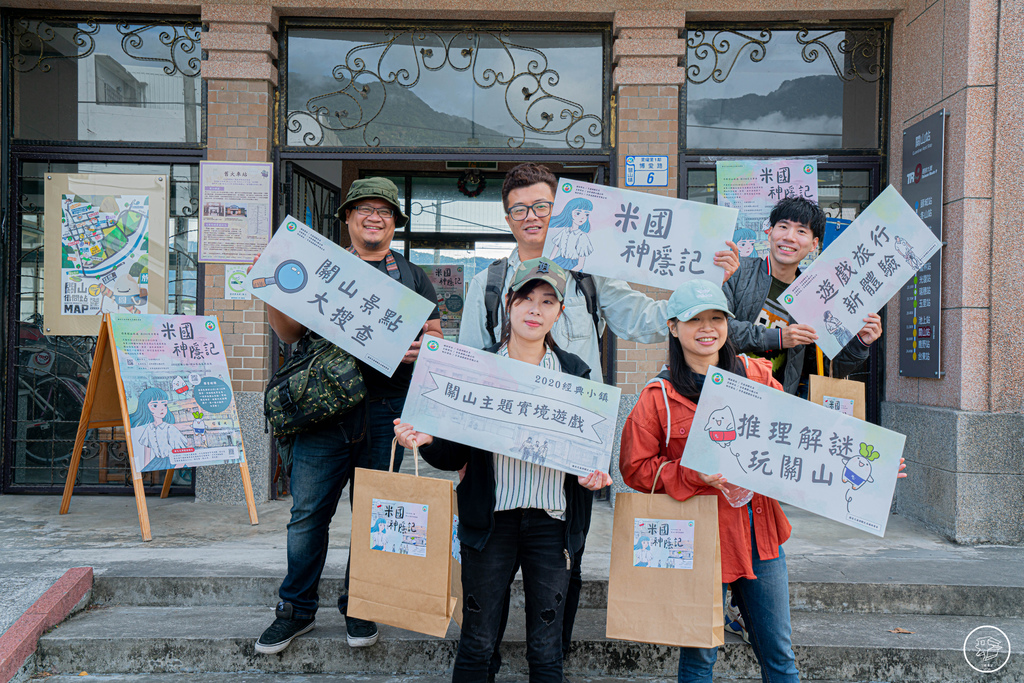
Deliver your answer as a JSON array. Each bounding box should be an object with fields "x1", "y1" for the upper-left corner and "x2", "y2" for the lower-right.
[
  {"x1": 421, "y1": 264, "x2": 465, "y2": 341},
  {"x1": 716, "y1": 159, "x2": 819, "y2": 260},
  {"x1": 633, "y1": 518, "x2": 695, "y2": 569},
  {"x1": 370, "y1": 498, "x2": 429, "y2": 557},
  {"x1": 779, "y1": 185, "x2": 942, "y2": 358},
  {"x1": 246, "y1": 216, "x2": 436, "y2": 377},
  {"x1": 543, "y1": 178, "x2": 737, "y2": 289},
  {"x1": 199, "y1": 162, "x2": 273, "y2": 264},
  {"x1": 401, "y1": 337, "x2": 621, "y2": 477},
  {"x1": 110, "y1": 314, "x2": 245, "y2": 475},
  {"x1": 682, "y1": 367, "x2": 905, "y2": 536}
]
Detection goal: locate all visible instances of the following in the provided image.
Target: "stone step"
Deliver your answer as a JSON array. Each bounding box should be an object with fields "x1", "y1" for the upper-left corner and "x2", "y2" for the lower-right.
[
  {"x1": 90, "y1": 575, "x2": 1024, "y2": 617},
  {"x1": 35, "y1": 675, "x2": 850, "y2": 683},
  {"x1": 37, "y1": 605, "x2": 1023, "y2": 682}
]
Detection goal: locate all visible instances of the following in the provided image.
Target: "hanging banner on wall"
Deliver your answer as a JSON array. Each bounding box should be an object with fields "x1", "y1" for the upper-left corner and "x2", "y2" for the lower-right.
[
  {"x1": 543, "y1": 178, "x2": 737, "y2": 289},
  {"x1": 716, "y1": 159, "x2": 819, "y2": 260},
  {"x1": 420, "y1": 264, "x2": 465, "y2": 341},
  {"x1": 43, "y1": 173, "x2": 169, "y2": 336},
  {"x1": 199, "y1": 161, "x2": 273, "y2": 264}
]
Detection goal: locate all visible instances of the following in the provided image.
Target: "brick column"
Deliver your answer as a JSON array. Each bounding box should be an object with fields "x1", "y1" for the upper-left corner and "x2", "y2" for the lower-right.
[
  {"x1": 194, "y1": 4, "x2": 278, "y2": 504},
  {"x1": 611, "y1": 11, "x2": 686, "y2": 395}
]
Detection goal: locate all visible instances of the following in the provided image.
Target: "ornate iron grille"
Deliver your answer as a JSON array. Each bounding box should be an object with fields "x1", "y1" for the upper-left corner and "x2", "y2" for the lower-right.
[{"x1": 283, "y1": 23, "x2": 609, "y2": 151}]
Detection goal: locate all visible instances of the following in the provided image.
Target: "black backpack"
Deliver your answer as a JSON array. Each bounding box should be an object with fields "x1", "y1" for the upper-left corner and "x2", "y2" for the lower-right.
[{"x1": 483, "y1": 257, "x2": 601, "y2": 345}]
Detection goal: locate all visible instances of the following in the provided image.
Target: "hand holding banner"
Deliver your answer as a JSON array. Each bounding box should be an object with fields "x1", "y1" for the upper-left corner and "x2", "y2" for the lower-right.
[
  {"x1": 779, "y1": 186, "x2": 942, "y2": 358},
  {"x1": 682, "y1": 367, "x2": 906, "y2": 536},
  {"x1": 543, "y1": 179, "x2": 737, "y2": 290},
  {"x1": 401, "y1": 338, "x2": 621, "y2": 477},
  {"x1": 246, "y1": 216, "x2": 436, "y2": 377}
]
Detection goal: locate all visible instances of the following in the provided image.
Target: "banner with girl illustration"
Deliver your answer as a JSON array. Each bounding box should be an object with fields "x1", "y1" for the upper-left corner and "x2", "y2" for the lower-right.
[{"x1": 109, "y1": 314, "x2": 245, "y2": 474}]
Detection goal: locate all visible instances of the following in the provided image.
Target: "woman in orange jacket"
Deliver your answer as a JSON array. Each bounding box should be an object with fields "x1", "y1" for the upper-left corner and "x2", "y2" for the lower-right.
[{"x1": 619, "y1": 279, "x2": 903, "y2": 683}]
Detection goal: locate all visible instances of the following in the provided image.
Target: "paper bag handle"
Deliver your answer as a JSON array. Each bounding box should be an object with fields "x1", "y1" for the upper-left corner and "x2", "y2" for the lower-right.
[
  {"x1": 650, "y1": 460, "x2": 672, "y2": 495},
  {"x1": 390, "y1": 436, "x2": 420, "y2": 477}
]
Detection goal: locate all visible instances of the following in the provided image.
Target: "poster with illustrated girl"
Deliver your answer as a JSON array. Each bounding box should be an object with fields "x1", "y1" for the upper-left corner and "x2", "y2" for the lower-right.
[
  {"x1": 548, "y1": 198, "x2": 594, "y2": 272},
  {"x1": 110, "y1": 313, "x2": 245, "y2": 475}
]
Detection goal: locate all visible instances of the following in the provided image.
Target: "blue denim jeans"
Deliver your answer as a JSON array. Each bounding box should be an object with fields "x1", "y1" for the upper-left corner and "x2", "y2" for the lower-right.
[
  {"x1": 277, "y1": 407, "x2": 365, "y2": 618},
  {"x1": 357, "y1": 396, "x2": 406, "y2": 472},
  {"x1": 454, "y1": 509, "x2": 570, "y2": 683},
  {"x1": 677, "y1": 511, "x2": 799, "y2": 683}
]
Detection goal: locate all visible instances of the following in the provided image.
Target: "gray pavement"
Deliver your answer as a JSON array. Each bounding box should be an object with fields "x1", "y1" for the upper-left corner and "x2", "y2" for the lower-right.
[{"x1": 3, "y1": 484, "x2": 1022, "y2": 634}]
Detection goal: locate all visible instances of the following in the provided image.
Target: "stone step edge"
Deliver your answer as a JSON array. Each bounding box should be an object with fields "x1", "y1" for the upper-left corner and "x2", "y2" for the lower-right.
[{"x1": 89, "y1": 575, "x2": 1024, "y2": 617}]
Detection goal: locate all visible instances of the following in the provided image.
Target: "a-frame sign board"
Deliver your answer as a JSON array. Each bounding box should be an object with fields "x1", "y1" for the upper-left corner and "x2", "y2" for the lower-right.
[{"x1": 60, "y1": 314, "x2": 258, "y2": 541}]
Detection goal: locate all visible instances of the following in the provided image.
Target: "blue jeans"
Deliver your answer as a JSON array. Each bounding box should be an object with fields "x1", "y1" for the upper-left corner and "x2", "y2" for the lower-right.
[
  {"x1": 278, "y1": 408, "x2": 365, "y2": 618},
  {"x1": 277, "y1": 397, "x2": 406, "y2": 618},
  {"x1": 677, "y1": 512, "x2": 799, "y2": 683},
  {"x1": 454, "y1": 509, "x2": 570, "y2": 683}
]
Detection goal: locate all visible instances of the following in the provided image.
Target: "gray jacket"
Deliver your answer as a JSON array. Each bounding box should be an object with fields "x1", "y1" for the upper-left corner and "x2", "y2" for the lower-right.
[{"x1": 723, "y1": 256, "x2": 870, "y2": 394}]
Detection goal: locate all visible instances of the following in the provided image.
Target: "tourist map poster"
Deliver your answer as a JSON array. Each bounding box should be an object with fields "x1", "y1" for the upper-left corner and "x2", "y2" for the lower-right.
[
  {"x1": 246, "y1": 216, "x2": 436, "y2": 377},
  {"x1": 779, "y1": 186, "x2": 942, "y2": 358},
  {"x1": 542, "y1": 178, "x2": 737, "y2": 289},
  {"x1": 44, "y1": 174, "x2": 169, "y2": 336},
  {"x1": 199, "y1": 162, "x2": 273, "y2": 264},
  {"x1": 716, "y1": 159, "x2": 819, "y2": 260},
  {"x1": 109, "y1": 314, "x2": 245, "y2": 474},
  {"x1": 682, "y1": 367, "x2": 906, "y2": 537},
  {"x1": 401, "y1": 337, "x2": 621, "y2": 477}
]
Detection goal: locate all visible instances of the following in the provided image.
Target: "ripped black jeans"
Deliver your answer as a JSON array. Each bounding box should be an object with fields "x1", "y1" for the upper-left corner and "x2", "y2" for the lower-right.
[{"x1": 453, "y1": 508, "x2": 570, "y2": 683}]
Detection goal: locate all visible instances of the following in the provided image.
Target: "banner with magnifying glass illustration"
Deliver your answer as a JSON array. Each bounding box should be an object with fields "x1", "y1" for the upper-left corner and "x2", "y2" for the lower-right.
[{"x1": 246, "y1": 216, "x2": 436, "y2": 377}]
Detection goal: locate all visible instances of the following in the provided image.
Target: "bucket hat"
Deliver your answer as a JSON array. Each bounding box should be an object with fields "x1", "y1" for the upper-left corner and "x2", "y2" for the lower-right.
[{"x1": 337, "y1": 177, "x2": 409, "y2": 228}]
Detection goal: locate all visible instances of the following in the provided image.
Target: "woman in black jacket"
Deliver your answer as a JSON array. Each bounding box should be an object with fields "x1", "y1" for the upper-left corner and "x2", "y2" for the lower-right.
[{"x1": 394, "y1": 257, "x2": 611, "y2": 683}]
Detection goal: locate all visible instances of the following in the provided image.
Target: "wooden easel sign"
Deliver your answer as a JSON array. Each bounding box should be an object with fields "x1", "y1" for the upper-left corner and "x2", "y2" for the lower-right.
[{"x1": 60, "y1": 313, "x2": 258, "y2": 540}]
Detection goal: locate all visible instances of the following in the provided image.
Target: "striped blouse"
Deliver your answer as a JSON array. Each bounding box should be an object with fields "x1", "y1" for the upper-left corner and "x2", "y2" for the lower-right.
[{"x1": 493, "y1": 345, "x2": 567, "y2": 520}]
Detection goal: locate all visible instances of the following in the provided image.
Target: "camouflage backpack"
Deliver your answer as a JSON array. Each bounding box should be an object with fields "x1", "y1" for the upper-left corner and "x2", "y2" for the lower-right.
[{"x1": 264, "y1": 335, "x2": 366, "y2": 438}]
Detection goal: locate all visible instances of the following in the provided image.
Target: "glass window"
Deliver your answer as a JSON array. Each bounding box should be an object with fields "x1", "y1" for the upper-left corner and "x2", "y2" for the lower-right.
[
  {"x1": 685, "y1": 27, "x2": 885, "y2": 150},
  {"x1": 9, "y1": 18, "x2": 203, "y2": 143},
  {"x1": 10, "y1": 161, "x2": 199, "y2": 488},
  {"x1": 409, "y1": 176, "x2": 509, "y2": 235},
  {"x1": 285, "y1": 26, "x2": 607, "y2": 149}
]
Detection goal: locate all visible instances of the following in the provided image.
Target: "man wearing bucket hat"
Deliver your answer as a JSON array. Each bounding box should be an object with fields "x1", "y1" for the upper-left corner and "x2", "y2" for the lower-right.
[{"x1": 256, "y1": 177, "x2": 442, "y2": 655}]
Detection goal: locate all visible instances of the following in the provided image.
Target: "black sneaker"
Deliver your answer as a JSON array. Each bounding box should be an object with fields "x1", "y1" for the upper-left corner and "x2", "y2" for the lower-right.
[
  {"x1": 345, "y1": 615, "x2": 379, "y2": 647},
  {"x1": 255, "y1": 602, "x2": 315, "y2": 654}
]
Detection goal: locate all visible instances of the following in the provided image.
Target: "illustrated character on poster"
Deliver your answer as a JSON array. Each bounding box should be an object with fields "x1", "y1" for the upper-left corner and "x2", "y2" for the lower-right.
[
  {"x1": 370, "y1": 517, "x2": 388, "y2": 551},
  {"x1": 841, "y1": 443, "x2": 881, "y2": 513},
  {"x1": 536, "y1": 440, "x2": 550, "y2": 466},
  {"x1": 517, "y1": 436, "x2": 536, "y2": 463},
  {"x1": 128, "y1": 386, "x2": 188, "y2": 472},
  {"x1": 171, "y1": 375, "x2": 191, "y2": 398},
  {"x1": 705, "y1": 406, "x2": 737, "y2": 448},
  {"x1": 822, "y1": 310, "x2": 855, "y2": 347},
  {"x1": 894, "y1": 236, "x2": 923, "y2": 270},
  {"x1": 191, "y1": 411, "x2": 208, "y2": 447},
  {"x1": 732, "y1": 227, "x2": 758, "y2": 258},
  {"x1": 634, "y1": 534, "x2": 653, "y2": 567},
  {"x1": 548, "y1": 198, "x2": 594, "y2": 272}
]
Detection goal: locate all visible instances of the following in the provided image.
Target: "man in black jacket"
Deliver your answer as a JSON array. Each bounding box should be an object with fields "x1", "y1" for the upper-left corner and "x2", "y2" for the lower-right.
[{"x1": 723, "y1": 197, "x2": 882, "y2": 396}]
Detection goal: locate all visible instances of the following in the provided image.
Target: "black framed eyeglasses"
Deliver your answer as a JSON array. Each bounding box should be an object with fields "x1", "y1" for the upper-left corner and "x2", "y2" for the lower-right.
[
  {"x1": 353, "y1": 204, "x2": 395, "y2": 218},
  {"x1": 507, "y1": 201, "x2": 554, "y2": 221}
]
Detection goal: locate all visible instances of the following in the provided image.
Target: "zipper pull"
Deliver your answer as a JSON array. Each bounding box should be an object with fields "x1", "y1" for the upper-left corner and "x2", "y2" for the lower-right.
[{"x1": 564, "y1": 549, "x2": 571, "y2": 571}]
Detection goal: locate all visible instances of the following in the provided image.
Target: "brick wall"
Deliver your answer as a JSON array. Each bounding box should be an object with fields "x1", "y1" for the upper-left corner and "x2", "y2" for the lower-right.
[
  {"x1": 612, "y1": 11, "x2": 685, "y2": 394},
  {"x1": 200, "y1": 6, "x2": 277, "y2": 394}
]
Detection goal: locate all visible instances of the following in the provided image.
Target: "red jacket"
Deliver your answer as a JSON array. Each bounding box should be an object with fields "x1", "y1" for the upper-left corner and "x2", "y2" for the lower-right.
[{"x1": 619, "y1": 357, "x2": 792, "y2": 583}]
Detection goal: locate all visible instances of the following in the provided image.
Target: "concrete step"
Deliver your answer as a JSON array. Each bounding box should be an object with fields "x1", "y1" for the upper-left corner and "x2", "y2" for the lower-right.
[
  {"x1": 36, "y1": 675, "x2": 854, "y2": 683},
  {"x1": 37, "y1": 605, "x2": 1023, "y2": 682},
  {"x1": 90, "y1": 575, "x2": 1024, "y2": 618}
]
